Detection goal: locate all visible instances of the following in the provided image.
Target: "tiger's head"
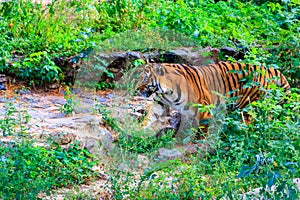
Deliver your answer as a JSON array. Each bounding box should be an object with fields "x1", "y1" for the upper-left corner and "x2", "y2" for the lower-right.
[{"x1": 135, "y1": 63, "x2": 166, "y2": 98}]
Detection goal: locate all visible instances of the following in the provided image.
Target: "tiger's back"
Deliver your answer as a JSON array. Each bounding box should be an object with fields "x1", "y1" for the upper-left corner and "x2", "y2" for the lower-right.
[{"x1": 199, "y1": 61, "x2": 290, "y2": 109}]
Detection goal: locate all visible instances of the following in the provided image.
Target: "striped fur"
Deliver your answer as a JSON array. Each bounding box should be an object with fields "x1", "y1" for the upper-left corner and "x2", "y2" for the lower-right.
[{"x1": 136, "y1": 61, "x2": 290, "y2": 134}]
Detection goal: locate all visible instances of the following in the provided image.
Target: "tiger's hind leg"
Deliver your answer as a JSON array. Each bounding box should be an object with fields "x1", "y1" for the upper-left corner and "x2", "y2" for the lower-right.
[{"x1": 196, "y1": 104, "x2": 227, "y2": 140}]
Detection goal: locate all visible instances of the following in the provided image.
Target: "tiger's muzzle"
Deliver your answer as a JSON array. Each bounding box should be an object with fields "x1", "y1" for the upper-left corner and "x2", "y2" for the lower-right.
[
  {"x1": 136, "y1": 88, "x2": 153, "y2": 98},
  {"x1": 136, "y1": 85, "x2": 158, "y2": 98}
]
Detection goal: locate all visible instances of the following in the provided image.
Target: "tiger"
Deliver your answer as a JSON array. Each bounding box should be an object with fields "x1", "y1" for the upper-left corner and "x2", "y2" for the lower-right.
[{"x1": 135, "y1": 61, "x2": 290, "y2": 138}]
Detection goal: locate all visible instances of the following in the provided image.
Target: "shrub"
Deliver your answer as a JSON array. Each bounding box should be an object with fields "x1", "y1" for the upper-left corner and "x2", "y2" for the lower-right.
[{"x1": 0, "y1": 141, "x2": 97, "y2": 199}]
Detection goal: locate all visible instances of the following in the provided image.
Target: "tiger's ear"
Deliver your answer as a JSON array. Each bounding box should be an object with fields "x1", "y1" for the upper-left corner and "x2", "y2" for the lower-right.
[{"x1": 154, "y1": 64, "x2": 164, "y2": 76}]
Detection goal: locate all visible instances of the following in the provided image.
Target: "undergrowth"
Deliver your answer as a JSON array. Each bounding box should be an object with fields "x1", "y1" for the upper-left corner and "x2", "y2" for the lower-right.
[
  {"x1": 0, "y1": 141, "x2": 97, "y2": 199},
  {"x1": 105, "y1": 88, "x2": 299, "y2": 199},
  {"x1": 100, "y1": 105, "x2": 176, "y2": 154},
  {"x1": 0, "y1": 101, "x2": 98, "y2": 199}
]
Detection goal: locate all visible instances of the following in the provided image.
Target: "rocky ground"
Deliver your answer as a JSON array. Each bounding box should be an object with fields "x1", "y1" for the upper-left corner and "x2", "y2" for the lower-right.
[
  {"x1": 0, "y1": 83, "x2": 190, "y2": 199},
  {"x1": 0, "y1": 83, "x2": 299, "y2": 199}
]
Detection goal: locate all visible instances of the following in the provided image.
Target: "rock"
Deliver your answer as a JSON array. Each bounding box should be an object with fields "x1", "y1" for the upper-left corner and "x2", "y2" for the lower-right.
[
  {"x1": 0, "y1": 74, "x2": 7, "y2": 90},
  {"x1": 27, "y1": 109, "x2": 46, "y2": 119},
  {"x1": 157, "y1": 148, "x2": 184, "y2": 161},
  {"x1": 0, "y1": 74, "x2": 6, "y2": 82},
  {"x1": 50, "y1": 132, "x2": 77, "y2": 145},
  {"x1": 82, "y1": 137, "x2": 113, "y2": 156},
  {"x1": 220, "y1": 46, "x2": 246, "y2": 60},
  {"x1": 48, "y1": 83, "x2": 60, "y2": 89},
  {"x1": 81, "y1": 126, "x2": 114, "y2": 150},
  {"x1": 144, "y1": 47, "x2": 219, "y2": 66},
  {"x1": 83, "y1": 138, "x2": 101, "y2": 155},
  {"x1": 169, "y1": 110, "x2": 181, "y2": 132},
  {"x1": 70, "y1": 98, "x2": 95, "y2": 113},
  {"x1": 184, "y1": 144, "x2": 199, "y2": 155},
  {"x1": 99, "y1": 128, "x2": 114, "y2": 149},
  {"x1": 106, "y1": 94, "x2": 114, "y2": 98},
  {"x1": 137, "y1": 155, "x2": 149, "y2": 168},
  {"x1": 79, "y1": 93, "x2": 94, "y2": 99},
  {"x1": 20, "y1": 96, "x2": 41, "y2": 104},
  {"x1": 96, "y1": 96, "x2": 109, "y2": 103},
  {"x1": 70, "y1": 87, "x2": 82, "y2": 94},
  {"x1": 76, "y1": 118, "x2": 114, "y2": 153},
  {"x1": 48, "y1": 113, "x2": 66, "y2": 119},
  {"x1": 191, "y1": 46, "x2": 220, "y2": 65},
  {"x1": 126, "y1": 51, "x2": 143, "y2": 60},
  {"x1": 13, "y1": 89, "x2": 32, "y2": 95},
  {"x1": 49, "y1": 98, "x2": 66, "y2": 105},
  {"x1": 74, "y1": 106, "x2": 92, "y2": 114},
  {"x1": 0, "y1": 97, "x2": 15, "y2": 103},
  {"x1": 0, "y1": 83, "x2": 6, "y2": 90},
  {"x1": 33, "y1": 104, "x2": 51, "y2": 109},
  {"x1": 81, "y1": 98, "x2": 94, "y2": 104},
  {"x1": 45, "y1": 106, "x2": 60, "y2": 112},
  {"x1": 46, "y1": 120, "x2": 76, "y2": 129},
  {"x1": 47, "y1": 124, "x2": 61, "y2": 129}
]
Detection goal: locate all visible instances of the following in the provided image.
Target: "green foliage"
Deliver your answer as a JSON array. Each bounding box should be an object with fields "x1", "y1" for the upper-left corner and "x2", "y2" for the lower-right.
[
  {"x1": 0, "y1": 100, "x2": 30, "y2": 137},
  {"x1": 118, "y1": 129, "x2": 175, "y2": 153},
  {"x1": 60, "y1": 86, "x2": 77, "y2": 115},
  {"x1": 0, "y1": 0, "x2": 298, "y2": 87},
  {"x1": 115, "y1": 58, "x2": 146, "y2": 94},
  {"x1": 100, "y1": 105, "x2": 175, "y2": 153},
  {"x1": 10, "y1": 51, "x2": 63, "y2": 85},
  {"x1": 75, "y1": 56, "x2": 116, "y2": 90},
  {"x1": 100, "y1": 106, "x2": 121, "y2": 132},
  {"x1": 0, "y1": 0, "x2": 98, "y2": 55},
  {"x1": 0, "y1": 141, "x2": 97, "y2": 199},
  {"x1": 0, "y1": 100, "x2": 97, "y2": 199},
  {"x1": 0, "y1": 0, "x2": 100, "y2": 84},
  {"x1": 107, "y1": 88, "x2": 300, "y2": 199}
]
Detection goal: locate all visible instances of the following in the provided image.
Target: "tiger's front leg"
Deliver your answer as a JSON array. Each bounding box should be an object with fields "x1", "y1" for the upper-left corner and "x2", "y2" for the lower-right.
[
  {"x1": 175, "y1": 108, "x2": 199, "y2": 142},
  {"x1": 141, "y1": 101, "x2": 168, "y2": 129},
  {"x1": 175, "y1": 106, "x2": 213, "y2": 142}
]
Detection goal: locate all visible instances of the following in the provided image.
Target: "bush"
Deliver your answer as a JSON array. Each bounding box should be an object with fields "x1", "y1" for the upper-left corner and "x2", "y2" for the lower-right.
[
  {"x1": 0, "y1": 141, "x2": 97, "y2": 199},
  {"x1": 0, "y1": 0, "x2": 100, "y2": 84}
]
